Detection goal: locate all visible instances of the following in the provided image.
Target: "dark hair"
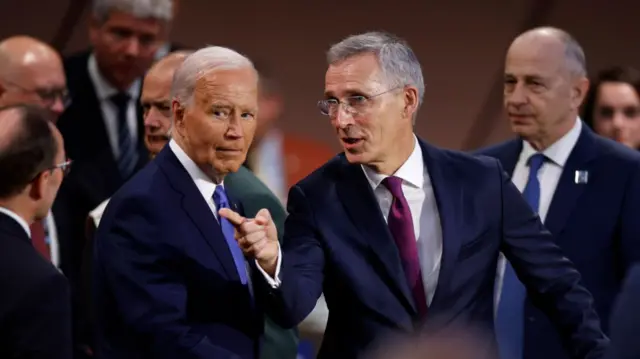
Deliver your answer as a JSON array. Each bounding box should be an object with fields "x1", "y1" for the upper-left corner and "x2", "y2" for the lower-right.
[
  {"x1": 0, "y1": 104, "x2": 58, "y2": 198},
  {"x1": 582, "y1": 65, "x2": 640, "y2": 128}
]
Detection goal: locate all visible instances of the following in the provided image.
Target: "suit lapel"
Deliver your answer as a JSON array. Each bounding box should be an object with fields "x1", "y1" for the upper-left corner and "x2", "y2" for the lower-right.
[
  {"x1": 419, "y1": 141, "x2": 464, "y2": 313},
  {"x1": 496, "y1": 140, "x2": 523, "y2": 177},
  {"x1": 336, "y1": 159, "x2": 417, "y2": 316},
  {"x1": 156, "y1": 147, "x2": 240, "y2": 281},
  {"x1": 544, "y1": 126, "x2": 598, "y2": 236}
]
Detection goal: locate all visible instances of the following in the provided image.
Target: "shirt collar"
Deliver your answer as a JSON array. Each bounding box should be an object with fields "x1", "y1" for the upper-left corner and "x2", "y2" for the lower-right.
[
  {"x1": 361, "y1": 135, "x2": 424, "y2": 190},
  {"x1": 87, "y1": 53, "x2": 141, "y2": 101},
  {"x1": 168, "y1": 139, "x2": 224, "y2": 201},
  {"x1": 521, "y1": 117, "x2": 582, "y2": 167},
  {"x1": 0, "y1": 206, "x2": 31, "y2": 238}
]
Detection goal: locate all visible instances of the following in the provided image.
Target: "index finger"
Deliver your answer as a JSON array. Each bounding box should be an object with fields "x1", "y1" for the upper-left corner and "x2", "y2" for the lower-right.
[{"x1": 218, "y1": 207, "x2": 246, "y2": 227}]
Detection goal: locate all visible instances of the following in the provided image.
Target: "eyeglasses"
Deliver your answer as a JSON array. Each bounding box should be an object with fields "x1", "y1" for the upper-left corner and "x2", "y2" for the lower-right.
[
  {"x1": 317, "y1": 86, "x2": 403, "y2": 117},
  {"x1": 2, "y1": 79, "x2": 71, "y2": 110},
  {"x1": 50, "y1": 159, "x2": 73, "y2": 176}
]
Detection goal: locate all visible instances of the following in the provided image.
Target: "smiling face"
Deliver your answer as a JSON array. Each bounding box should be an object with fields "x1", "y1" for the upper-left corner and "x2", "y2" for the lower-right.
[
  {"x1": 323, "y1": 53, "x2": 418, "y2": 173},
  {"x1": 172, "y1": 67, "x2": 258, "y2": 180}
]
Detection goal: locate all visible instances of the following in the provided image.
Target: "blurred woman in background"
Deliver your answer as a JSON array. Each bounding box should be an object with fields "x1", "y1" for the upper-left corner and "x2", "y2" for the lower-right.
[{"x1": 582, "y1": 65, "x2": 640, "y2": 150}]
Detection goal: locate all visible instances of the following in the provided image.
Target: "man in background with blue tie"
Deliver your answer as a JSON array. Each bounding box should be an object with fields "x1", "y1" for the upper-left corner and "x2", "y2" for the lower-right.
[
  {"x1": 92, "y1": 46, "x2": 265, "y2": 358},
  {"x1": 478, "y1": 27, "x2": 640, "y2": 359}
]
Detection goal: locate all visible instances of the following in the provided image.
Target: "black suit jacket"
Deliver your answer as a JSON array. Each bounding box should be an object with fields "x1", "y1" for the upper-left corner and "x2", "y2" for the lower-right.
[
  {"x1": 606, "y1": 264, "x2": 640, "y2": 359},
  {"x1": 0, "y1": 212, "x2": 72, "y2": 359},
  {"x1": 54, "y1": 50, "x2": 148, "y2": 356}
]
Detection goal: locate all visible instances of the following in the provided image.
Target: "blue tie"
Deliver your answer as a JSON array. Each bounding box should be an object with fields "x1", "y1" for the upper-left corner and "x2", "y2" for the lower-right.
[
  {"x1": 213, "y1": 185, "x2": 248, "y2": 285},
  {"x1": 496, "y1": 153, "x2": 546, "y2": 359},
  {"x1": 110, "y1": 93, "x2": 138, "y2": 179}
]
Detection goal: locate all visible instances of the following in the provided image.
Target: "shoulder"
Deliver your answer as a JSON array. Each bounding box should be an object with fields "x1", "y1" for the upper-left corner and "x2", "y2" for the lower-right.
[
  {"x1": 427, "y1": 143, "x2": 503, "y2": 176},
  {"x1": 63, "y1": 50, "x2": 90, "y2": 71},
  {"x1": 594, "y1": 135, "x2": 640, "y2": 165},
  {"x1": 293, "y1": 153, "x2": 347, "y2": 191}
]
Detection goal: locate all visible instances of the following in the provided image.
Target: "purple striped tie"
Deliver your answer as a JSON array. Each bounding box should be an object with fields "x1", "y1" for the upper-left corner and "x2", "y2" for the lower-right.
[{"x1": 382, "y1": 176, "x2": 428, "y2": 318}]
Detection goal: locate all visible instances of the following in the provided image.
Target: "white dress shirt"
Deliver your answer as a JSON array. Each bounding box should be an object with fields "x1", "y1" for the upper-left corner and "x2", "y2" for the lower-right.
[
  {"x1": 168, "y1": 140, "x2": 281, "y2": 284},
  {"x1": 262, "y1": 135, "x2": 443, "y2": 305},
  {"x1": 87, "y1": 54, "x2": 140, "y2": 160},
  {"x1": 494, "y1": 118, "x2": 582, "y2": 308}
]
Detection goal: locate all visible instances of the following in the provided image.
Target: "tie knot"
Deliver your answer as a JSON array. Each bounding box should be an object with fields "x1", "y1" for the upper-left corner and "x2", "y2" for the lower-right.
[
  {"x1": 213, "y1": 185, "x2": 229, "y2": 209},
  {"x1": 381, "y1": 176, "x2": 404, "y2": 198},
  {"x1": 528, "y1": 153, "x2": 546, "y2": 173},
  {"x1": 110, "y1": 92, "x2": 130, "y2": 109}
]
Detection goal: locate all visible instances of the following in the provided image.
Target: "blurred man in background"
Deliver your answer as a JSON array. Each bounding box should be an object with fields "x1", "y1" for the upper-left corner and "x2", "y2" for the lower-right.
[
  {"x1": 478, "y1": 27, "x2": 640, "y2": 359},
  {"x1": 0, "y1": 35, "x2": 67, "y2": 265},
  {"x1": 0, "y1": 105, "x2": 72, "y2": 359}
]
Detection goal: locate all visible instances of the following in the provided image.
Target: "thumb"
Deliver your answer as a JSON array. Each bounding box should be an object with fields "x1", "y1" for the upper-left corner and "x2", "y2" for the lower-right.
[
  {"x1": 254, "y1": 208, "x2": 272, "y2": 225},
  {"x1": 218, "y1": 207, "x2": 246, "y2": 227}
]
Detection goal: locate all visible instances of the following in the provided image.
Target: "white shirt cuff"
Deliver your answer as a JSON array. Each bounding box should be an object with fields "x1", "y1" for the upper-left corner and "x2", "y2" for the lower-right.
[{"x1": 256, "y1": 244, "x2": 282, "y2": 288}]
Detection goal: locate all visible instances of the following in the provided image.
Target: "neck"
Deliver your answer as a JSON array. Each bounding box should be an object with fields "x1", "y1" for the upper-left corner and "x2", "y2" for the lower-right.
[
  {"x1": 369, "y1": 132, "x2": 415, "y2": 175},
  {"x1": 0, "y1": 198, "x2": 35, "y2": 224},
  {"x1": 527, "y1": 116, "x2": 576, "y2": 151}
]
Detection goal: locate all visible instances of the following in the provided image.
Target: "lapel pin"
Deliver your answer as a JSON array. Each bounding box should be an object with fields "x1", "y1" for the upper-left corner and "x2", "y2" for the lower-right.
[{"x1": 574, "y1": 170, "x2": 589, "y2": 184}]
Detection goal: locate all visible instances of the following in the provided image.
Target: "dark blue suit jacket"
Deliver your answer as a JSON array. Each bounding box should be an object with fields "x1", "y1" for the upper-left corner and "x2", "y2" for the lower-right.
[
  {"x1": 478, "y1": 124, "x2": 640, "y2": 359},
  {"x1": 606, "y1": 264, "x2": 640, "y2": 359},
  {"x1": 258, "y1": 138, "x2": 608, "y2": 359},
  {"x1": 93, "y1": 146, "x2": 263, "y2": 359}
]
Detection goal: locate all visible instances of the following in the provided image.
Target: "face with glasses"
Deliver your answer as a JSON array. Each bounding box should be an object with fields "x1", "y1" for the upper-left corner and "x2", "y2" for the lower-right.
[
  {"x1": 33, "y1": 124, "x2": 70, "y2": 220},
  {"x1": 0, "y1": 56, "x2": 68, "y2": 119},
  {"x1": 592, "y1": 81, "x2": 640, "y2": 149},
  {"x1": 90, "y1": 10, "x2": 165, "y2": 91},
  {"x1": 322, "y1": 53, "x2": 418, "y2": 170}
]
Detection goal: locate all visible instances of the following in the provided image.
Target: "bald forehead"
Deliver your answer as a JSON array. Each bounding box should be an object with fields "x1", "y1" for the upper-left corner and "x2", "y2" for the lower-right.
[
  {"x1": 147, "y1": 52, "x2": 190, "y2": 80},
  {"x1": 507, "y1": 28, "x2": 586, "y2": 76}
]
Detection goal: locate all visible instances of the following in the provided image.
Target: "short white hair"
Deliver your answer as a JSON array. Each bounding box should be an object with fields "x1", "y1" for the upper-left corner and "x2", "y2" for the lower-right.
[
  {"x1": 92, "y1": 0, "x2": 173, "y2": 23},
  {"x1": 170, "y1": 46, "x2": 255, "y2": 108}
]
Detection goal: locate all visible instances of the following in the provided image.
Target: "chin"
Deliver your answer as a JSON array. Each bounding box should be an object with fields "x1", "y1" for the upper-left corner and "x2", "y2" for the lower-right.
[{"x1": 344, "y1": 151, "x2": 369, "y2": 165}]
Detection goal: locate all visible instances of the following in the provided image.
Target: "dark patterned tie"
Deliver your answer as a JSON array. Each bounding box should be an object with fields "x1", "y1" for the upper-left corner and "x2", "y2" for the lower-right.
[
  {"x1": 110, "y1": 93, "x2": 138, "y2": 179},
  {"x1": 496, "y1": 153, "x2": 546, "y2": 359},
  {"x1": 382, "y1": 176, "x2": 428, "y2": 318}
]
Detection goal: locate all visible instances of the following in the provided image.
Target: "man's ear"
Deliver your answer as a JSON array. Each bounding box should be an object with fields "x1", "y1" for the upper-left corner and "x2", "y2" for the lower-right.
[
  {"x1": 171, "y1": 100, "x2": 185, "y2": 134},
  {"x1": 403, "y1": 86, "x2": 419, "y2": 120},
  {"x1": 28, "y1": 170, "x2": 49, "y2": 201},
  {"x1": 572, "y1": 76, "x2": 590, "y2": 110}
]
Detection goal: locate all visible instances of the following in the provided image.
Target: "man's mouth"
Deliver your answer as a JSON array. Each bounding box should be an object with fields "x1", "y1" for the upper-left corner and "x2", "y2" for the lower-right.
[
  {"x1": 341, "y1": 137, "x2": 363, "y2": 145},
  {"x1": 147, "y1": 134, "x2": 170, "y2": 143}
]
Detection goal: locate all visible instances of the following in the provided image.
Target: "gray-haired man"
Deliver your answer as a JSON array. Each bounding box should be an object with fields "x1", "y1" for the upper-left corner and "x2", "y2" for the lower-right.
[{"x1": 220, "y1": 31, "x2": 607, "y2": 359}]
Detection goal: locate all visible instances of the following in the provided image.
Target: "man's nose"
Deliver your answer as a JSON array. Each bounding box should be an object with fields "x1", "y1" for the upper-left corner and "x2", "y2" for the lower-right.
[
  {"x1": 124, "y1": 38, "x2": 141, "y2": 57},
  {"x1": 333, "y1": 107, "x2": 355, "y2": 128}
]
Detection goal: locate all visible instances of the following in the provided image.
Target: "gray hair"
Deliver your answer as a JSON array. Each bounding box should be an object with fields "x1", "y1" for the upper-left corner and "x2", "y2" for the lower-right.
[
  {"x1": 92, "y1": 0, "x2": 173, "y2": 23},
  {"x1": 170, "y1": 46, "x2": 254, "y2": 108},
  {"x1": 327, "y1": 31, "x2": 425, "y2": 109}
]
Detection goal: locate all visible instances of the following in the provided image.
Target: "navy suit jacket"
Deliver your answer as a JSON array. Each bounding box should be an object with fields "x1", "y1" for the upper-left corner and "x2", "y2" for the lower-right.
[
  {"x1": 605, "y1": 264, "x2": 640, "y2": 359},
  {"x1": 478, "y1": 124, "x2": 640, "y2": 359},
  {"x1": 257, "y1": 138, "x2": 608, "y2": 359},
  {"x1": 93, "y1": 146, "x2": 263, "y2": 359}
]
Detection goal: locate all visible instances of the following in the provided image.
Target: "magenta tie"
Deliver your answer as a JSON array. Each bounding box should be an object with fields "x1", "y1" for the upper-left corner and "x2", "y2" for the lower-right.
[{"x1": 382, "y1": 176, "x2": 428, "y2": 318}]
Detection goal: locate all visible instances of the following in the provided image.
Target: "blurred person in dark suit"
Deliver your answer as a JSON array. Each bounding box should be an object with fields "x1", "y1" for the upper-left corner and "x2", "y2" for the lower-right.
[
  {"x1": 605, "y1": 264, "x2": 640, "y2": 359},
  {"x1": 0, "y1": 35, "x2": 68, "y2": 266},
  {"x1": 582, "y1": 65, "x2": 640, "y2": 150},
  {"x1": 93, "y1": 46, "x2": 267, "y2": 358},
  {"x1": 53, "y1": 1, "x2": 173, "y2": 353},
  {"x1": 85, "y1": 50, "x2": 298, "y2": 359},
  {"x1": 0, "y1": 104, "x2": 72, "y2": 359},
  {"x1": 221, "y1": 31, "x2": 607, "y2": 359},
  {"x1": 477, "y1": 27, "x2": 640, "y2": 359}
]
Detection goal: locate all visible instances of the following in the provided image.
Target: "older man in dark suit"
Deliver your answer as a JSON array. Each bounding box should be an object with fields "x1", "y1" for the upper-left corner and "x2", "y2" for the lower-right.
[{"x1": 477, "y1": 27, "x2": 640, "y2": 359}]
